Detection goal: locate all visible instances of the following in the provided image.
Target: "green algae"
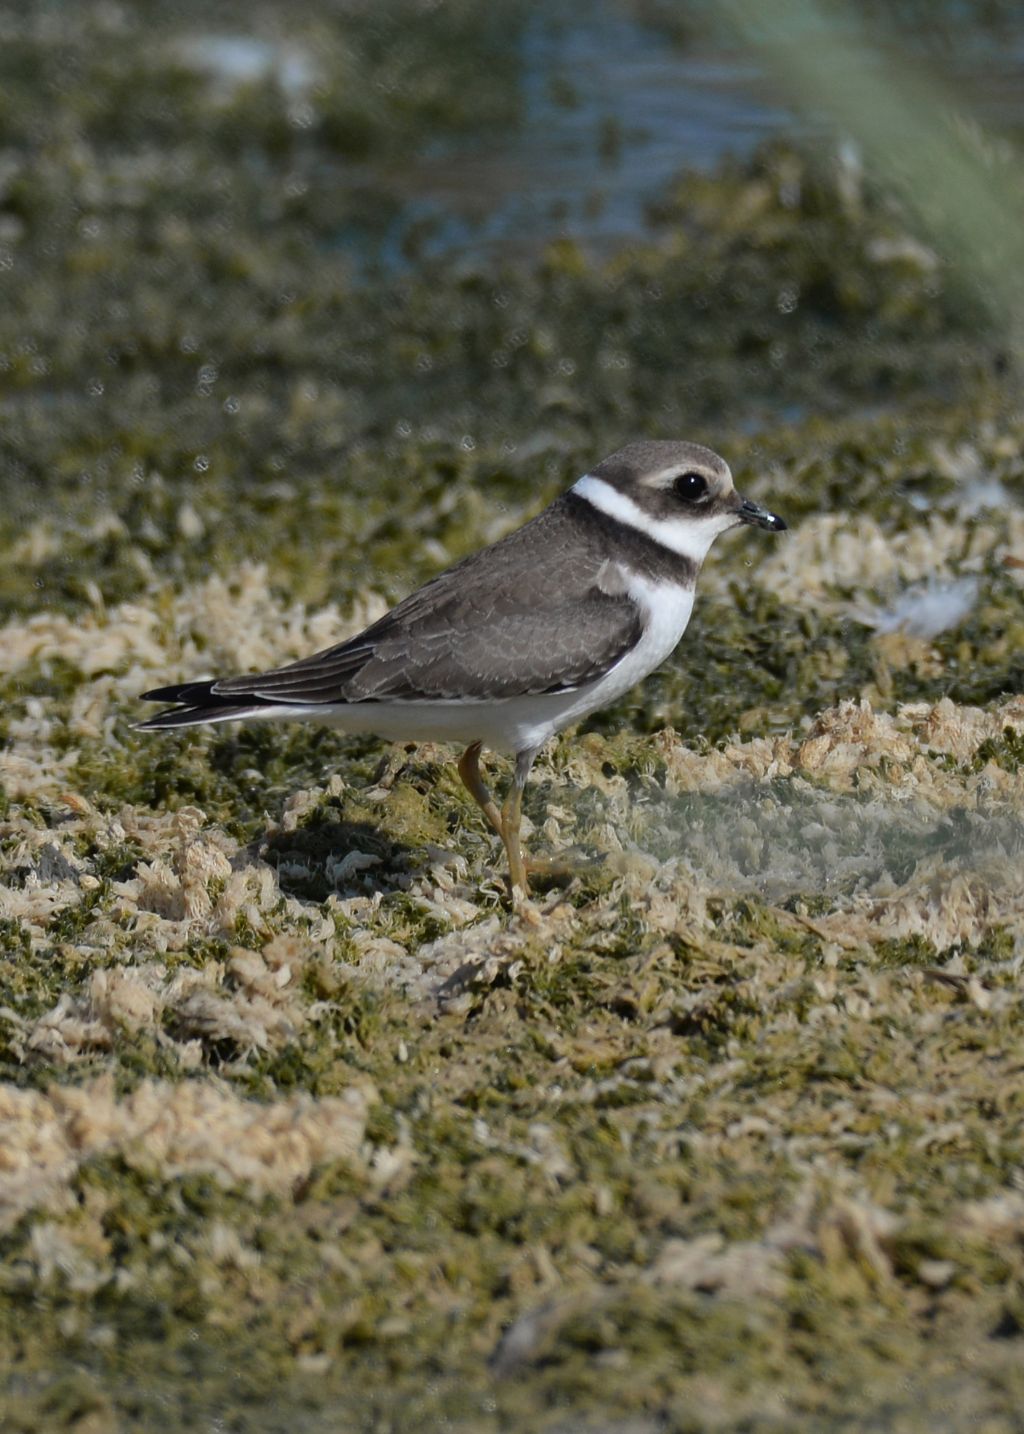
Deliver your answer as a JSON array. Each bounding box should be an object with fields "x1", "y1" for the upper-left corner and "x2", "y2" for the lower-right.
[
  {"x1": 5, "y1": 904, "x2": 1024, "y2": 1433},
  {"x1": 4, "y1": 5, "x2": 1024, "y2": 1431},
  {"x1": 972, "y1": 726, "x2": 1024, "y2": 773}
]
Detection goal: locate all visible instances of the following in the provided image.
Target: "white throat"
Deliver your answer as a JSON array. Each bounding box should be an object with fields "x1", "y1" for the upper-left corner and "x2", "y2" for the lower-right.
[{"x1": 572, "y1": 473, "x2": 735, "y2": 565}]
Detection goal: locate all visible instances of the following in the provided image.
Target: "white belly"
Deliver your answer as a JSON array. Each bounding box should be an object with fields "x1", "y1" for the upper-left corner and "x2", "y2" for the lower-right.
[{"x1": 262, "y1": 578, "x2": 696, "y2": 754}]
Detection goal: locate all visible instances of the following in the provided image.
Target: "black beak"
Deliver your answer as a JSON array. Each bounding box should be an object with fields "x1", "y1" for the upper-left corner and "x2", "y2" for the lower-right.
[{"x1": 736, "y1": 494, "x2": 787, "y2": 532}]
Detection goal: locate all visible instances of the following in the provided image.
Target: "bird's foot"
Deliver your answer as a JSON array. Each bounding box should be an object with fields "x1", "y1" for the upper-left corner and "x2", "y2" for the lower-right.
[
  {"x1": 498, "y1": 848, "x2": 599, "y2": 922},
  {"x1": 523, "y1": 846, "x2": 601, "y2": 888},
  {"x1": 508, "y1": 884, "x2": 544, "y2": 927}
]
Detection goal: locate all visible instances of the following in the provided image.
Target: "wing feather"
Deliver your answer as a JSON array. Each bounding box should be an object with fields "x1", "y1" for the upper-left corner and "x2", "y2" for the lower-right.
[
  {"x1": 143, "y1": 496, "x2": 648, "y2": 715},
  {"x1": 210, "y1": 591, "x2": 641, "y2": 704}
]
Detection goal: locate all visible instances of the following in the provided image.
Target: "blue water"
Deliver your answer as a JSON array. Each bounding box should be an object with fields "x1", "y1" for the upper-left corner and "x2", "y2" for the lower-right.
[
  {"x1": 370, "y1": 7, "x2": 797, "y2": 268},
  {"x1": 359, "y1": 1, "x2": 1024, "y2": 272}
]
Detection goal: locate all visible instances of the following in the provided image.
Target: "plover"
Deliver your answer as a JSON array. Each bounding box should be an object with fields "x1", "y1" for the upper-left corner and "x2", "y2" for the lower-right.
[{"x1": 139, "y1": 441, "x2": 786, "y2": 899}]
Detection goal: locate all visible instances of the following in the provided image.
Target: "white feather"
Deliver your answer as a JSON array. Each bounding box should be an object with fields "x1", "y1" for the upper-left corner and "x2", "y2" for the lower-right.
[
  {"x1": 571, "y1": 473, "x2": 737, "y2": 563},
  {"x1": 208, "y1": 575, "x2": 696, "y2": 755}
]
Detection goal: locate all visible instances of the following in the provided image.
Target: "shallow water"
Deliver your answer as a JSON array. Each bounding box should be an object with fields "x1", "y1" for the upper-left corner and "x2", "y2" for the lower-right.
[
  {"x1": 378, "y1": 9, "x2": 793, "y2": 265},
  {"x1": 325, "y1": 0, "x2": 1024, "y2": 268},
  {"x1": 653, "y1": 782, "x2": 1024, "y2": 902}
]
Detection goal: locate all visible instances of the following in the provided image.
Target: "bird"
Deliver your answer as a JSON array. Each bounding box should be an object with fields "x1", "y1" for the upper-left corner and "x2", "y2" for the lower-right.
[{"x1": 138, "y1": 440, "x2": 787, "y2": 902}]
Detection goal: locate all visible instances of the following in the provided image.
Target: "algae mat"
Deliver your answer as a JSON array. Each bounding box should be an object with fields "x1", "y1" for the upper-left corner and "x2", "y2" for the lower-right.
[
  {"x1": 3, "y1": 418, "x2": 1024, "y2": 1431},
  {"x1": 4, "y1": 1, "x2": 1024, "y2": 1429}
]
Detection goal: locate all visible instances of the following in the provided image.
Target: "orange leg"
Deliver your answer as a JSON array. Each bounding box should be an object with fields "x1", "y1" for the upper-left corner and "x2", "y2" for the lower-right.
[
  {"x1": 499, "y1": 748, "x2": 538, "y2": 900},
  {"x1": 458, "y1": 743, "x2": 540, "y2": 900},
  {"x1": 457, "y1": 742, "x2": 503, "y2": 836}
]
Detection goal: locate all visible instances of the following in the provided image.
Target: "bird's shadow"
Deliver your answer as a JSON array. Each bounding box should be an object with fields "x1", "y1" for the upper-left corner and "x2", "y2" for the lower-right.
[{"x1": 258, "y1": 817, "x2": 421, "y2": 904}]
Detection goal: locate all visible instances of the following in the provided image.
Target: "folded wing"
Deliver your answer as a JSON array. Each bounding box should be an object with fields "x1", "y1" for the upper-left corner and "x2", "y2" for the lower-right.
[{"x1": 139, "y1": 497, "x2": 644, "y2": 724}]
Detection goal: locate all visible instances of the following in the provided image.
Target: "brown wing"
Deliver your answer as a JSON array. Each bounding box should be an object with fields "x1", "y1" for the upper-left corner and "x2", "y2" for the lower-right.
[{"x1": 210, "y1": 497, "x2": 643, "y2": 704}]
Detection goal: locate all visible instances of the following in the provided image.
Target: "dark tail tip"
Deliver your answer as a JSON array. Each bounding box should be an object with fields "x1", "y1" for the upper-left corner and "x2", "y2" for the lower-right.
[{"x1": 136, "y1": 678, "x2": 221, "y2": 731}]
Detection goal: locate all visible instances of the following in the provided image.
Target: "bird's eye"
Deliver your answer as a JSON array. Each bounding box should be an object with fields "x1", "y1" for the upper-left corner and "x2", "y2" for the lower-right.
[{"x1": 673, "y1": 471, "x2": 709, "y2": 502}]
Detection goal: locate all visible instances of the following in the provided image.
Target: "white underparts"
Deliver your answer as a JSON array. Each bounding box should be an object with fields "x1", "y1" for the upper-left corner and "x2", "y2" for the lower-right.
[
  {"x1": 162, "y1": 473, "x2": 719, "y2": 756},
  {"x1": 571, "y1": 473, "x2": 737, "y2": 564},
  {"x1": 208, "y1": 572, "x2": 697, "y2": 755}
]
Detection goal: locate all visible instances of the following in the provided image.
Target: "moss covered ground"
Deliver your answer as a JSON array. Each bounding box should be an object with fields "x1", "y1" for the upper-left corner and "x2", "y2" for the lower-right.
[{"x1": 3, "y1": 3, "x2": 1024, "y2": 1430}]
